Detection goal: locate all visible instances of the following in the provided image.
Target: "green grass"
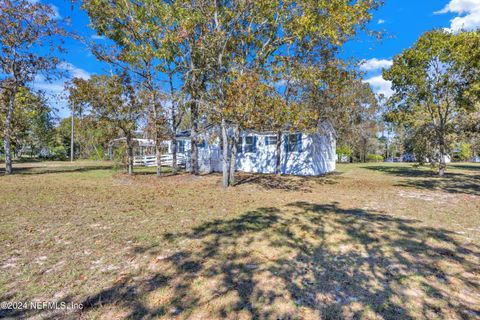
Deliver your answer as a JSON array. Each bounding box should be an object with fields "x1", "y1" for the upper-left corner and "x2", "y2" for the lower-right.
[{"x1": 0, "y1": 161, "x2": 479, "y2": 319}]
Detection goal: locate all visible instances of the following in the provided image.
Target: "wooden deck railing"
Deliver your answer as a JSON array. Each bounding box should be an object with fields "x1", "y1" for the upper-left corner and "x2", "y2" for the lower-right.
[{"x1": 133, "y1": 154, "x2": 187, "y2": 167}]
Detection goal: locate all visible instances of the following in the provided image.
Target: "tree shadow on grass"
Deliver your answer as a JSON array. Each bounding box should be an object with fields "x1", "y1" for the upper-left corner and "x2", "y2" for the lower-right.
[
  {"x1": 129, "y1": 166, "x2": 185, "y2": 176},
  {"x1": 0, "y1": 164, "x2": 113, "y2": 176},
  {"x1": 396, "y1": 175, "x2": 480, "y2": 196},
  {"x1": 70, "y1": 203, "x2": 480, "y2": 319},
  {"x1": 449, "y1": 163, "x2": 480, "y2": 172},
  {"x1": 364, "y1": 165, "x2": 480, "y2": 196},
  {"x1": 363, "y1": 165, "x2": 449, "y2": 178},
  {"x1": 234, "y1": 172, "x2": 341, "y2": 192}
]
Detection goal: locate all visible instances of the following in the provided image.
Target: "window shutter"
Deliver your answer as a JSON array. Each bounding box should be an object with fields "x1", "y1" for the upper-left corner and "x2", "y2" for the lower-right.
[
  {"x1": 284, "y1": 134, "x2": 288, "y2": 152},
  {"x1": 297, "y1": 133, "x2": 302, "y2": 152},
  {"x1": 253, "y1": 136, "x2": 257, "y2": 153}
]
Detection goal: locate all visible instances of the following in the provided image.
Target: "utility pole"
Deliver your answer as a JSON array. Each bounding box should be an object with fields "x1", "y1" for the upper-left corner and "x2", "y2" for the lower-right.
[{"x1": 70, "y1": 103, "x2": 74, "y2": 162}]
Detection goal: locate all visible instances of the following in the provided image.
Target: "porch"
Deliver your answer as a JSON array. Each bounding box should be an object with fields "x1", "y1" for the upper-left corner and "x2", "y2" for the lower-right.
[{"x1": 108, "y1": 137, "x2": 188, "y2": 168}]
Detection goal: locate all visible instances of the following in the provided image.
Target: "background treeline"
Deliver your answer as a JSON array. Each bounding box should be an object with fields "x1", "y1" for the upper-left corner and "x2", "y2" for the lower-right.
[
  {"x1": 383, "y1": 30, "x2": 480, "y2": 174},
  {"x1": 0, "y1": 86, "x2": 117, "y2": 161}
]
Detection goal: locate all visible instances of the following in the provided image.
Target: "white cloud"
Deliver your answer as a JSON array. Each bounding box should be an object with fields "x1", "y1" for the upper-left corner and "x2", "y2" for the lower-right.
[
  {"x1": 49, "y1": 4, "x2": 62, "y2": 19},
  {"x1": 59, "y1": 62, "x2": 91, "y2": 80},
  {"x1": 378, "y1": 19, "x2": 386, "y2": 24},
  {"x1": 91, "y1": 34, "x2": 106, "y2": 40},
  {"x1": 435, "y1": 0, "x2": 480, "y2": 32},
  {"x1": 360, "y1": 58, "x2": 393, "y2": 72},
  {"x1": 32, "y1": 80, "x2": 65, "y2": 94},
  {"x1": 30, "y1": 63, "x2": 91, "y2": 117},
  {"x1": 364, "y1": 75, "x2": 394, "y2": 98},
  {"x1": 27, "y1": 0, "x2": 61, "y2": 19},
  {"x1": 29, "y1": 63, "x2": 89, "y2": 94}
]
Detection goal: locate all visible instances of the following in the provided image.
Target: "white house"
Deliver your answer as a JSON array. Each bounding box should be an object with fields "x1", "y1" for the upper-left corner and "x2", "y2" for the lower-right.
[
  {"x1": 110, "y1": 121, "x2": 336, "y2": 176},
  {"x1": 166, "y1": 121, "x2": 336, "y2": 176}
]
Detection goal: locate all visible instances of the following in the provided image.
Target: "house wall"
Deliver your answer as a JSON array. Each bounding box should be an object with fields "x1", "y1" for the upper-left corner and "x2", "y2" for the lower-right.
[
  {"x1": 171, "y1": 138, "x2": 222, "y2": 173},
  {"x1": 234, "y1": 132, "x2": 335, "y2": 175},
  {"x1": 182, "y1": 125, "x2": 336, "y2": 176}
]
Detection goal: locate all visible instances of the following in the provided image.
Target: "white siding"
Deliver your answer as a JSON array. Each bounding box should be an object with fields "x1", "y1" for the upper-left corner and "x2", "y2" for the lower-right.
[
  {"x1": 183, "y1": 125, "x2": 336, "y2": 176},
  {"x1": 235, "y1": 132, "x2": 335, "y2": 176}
]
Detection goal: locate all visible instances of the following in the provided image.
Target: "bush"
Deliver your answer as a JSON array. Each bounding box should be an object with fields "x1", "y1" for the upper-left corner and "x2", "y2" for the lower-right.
[
  {"x1": 89, "y1": 145, "x2": 107, "y2": 161},
  {"x1": 50, "y1": 146, "x2": 68, "y2": 160},
  {"x1": 337, "y1": 144, "x2": 353, "y2": 157},
  {"x1": 367, "y1": 154, "x2": 384, "y2": 162},
  {"x1": 458, "y1": 143, "x2": 472, "y2": 161},
  {"x1": 112, "y1": 144, "x2": 127, "y2": 171}
]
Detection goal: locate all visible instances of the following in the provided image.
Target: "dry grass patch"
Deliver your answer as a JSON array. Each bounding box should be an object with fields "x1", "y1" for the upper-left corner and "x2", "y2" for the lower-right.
[{"x1": 0, "y1": 161, "x2": 479, "y2": 319}]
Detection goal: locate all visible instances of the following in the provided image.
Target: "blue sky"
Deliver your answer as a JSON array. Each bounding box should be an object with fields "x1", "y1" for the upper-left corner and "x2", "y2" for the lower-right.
[{"x1": 32, "y1": 0, "x2": 480, "y2": 118}]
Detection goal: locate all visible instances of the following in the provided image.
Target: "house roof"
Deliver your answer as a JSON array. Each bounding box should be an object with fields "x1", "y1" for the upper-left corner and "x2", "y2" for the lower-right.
[{"x1": 108, "y1": 138, "x2": 157, "y2": 147}]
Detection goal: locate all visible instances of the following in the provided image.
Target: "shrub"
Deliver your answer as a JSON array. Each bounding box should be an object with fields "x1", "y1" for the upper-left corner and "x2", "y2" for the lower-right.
[
  {"x1": 337, "y1": 144, "x2": 353, "y2": 157},
  {"x1": 50, "y1": 146, "x2": 68, "y2": 161},
  {"x1": 367, "y1": 154, "x2": 384, "y2": 162},
  {"x1": 458, "y1": 143, "x2": 472, "y2": 161},
  {"x1": 112, "y1": 144, "x2": 127, "y2": 171},
  {"x1": 89, "y1": 145, "x2": 107, "y2": 160}
]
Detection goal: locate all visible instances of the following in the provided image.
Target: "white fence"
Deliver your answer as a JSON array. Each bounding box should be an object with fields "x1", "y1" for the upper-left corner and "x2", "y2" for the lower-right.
[{"x1": 133, "y1": 154, "x2": 186, "y2": 167}]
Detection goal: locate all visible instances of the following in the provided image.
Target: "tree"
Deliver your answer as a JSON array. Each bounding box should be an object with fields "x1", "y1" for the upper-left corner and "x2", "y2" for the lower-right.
[
  {"x1": 0, "y1": 0, "x2": 68, "y2": 174},
  {"x1": 67, "y1": 75, "x2": 145, "y2": 175},
  {"x1": 213, "y1": 0, "x2": 382, "y2": 185},
  {"x1": 16, "y1": 89, "x2": 55, "y2": 157},
  {"x1": 299, "y1": 62, "x2": 381, "y2": 163},
  {"x1": 56, "y1": 116, "x2": 115, "y2": 160},
  {"x1": 457, "y1": 108, "x2": 480, "y2": 159},
  {"x1": 82, "y1": 0, "x2": 182, "y2": 177},
  {"x1": 221, "y1": 71, "x2": 274, "y2": 184},
  {"x1": 337, "y1": 144, "x2": 353, "y2": 158},
  {"x1": 339, "y1": 81, "x2": 381, "y2": 163},
  {"x1": 0, "y1": 87, "x2": 55, "y2": 158},
  {"x1": 384, "y1": 30, "x2": 480, "y2": 175}
]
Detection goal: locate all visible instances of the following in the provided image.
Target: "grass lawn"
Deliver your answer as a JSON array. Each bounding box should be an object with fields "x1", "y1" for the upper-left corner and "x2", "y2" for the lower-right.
[{"x1": 0, "y1": 161, "x2": 479, "y2": 319}]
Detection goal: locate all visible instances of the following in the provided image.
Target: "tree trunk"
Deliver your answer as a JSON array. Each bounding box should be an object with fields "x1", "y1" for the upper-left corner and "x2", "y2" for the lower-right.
[
  {"x1": 171, "y1": 105, "x2": 178, "y2": 174},
  {"x1": 229, "y1": 126, "x2": 239, "y2": 186},
  {"x1": 275, "y1": 130, "x2": 282, "y2": 176},
  {"x1": 70, "y1": 105, "x2": 75, "y2": 162},
  {"x1": 190, "y1": 101, "x2": 199, "y2": 175},
  {"x1": 171, "y1": 134, "x2": 178, "y2": 174},
  {"x1": 3, "y1": 87, "x2": 17, "y2": 175},
  {"x1": 152, "y1": 100, "x2": 163, "y2": 177},
  {"x1": 221, "y1": 118, "x2": 230, "y2": 188},
  {"x1": 126, "y1": 136, "x2": 134, "y2": 176},
  {"x1": 438, "y1": 134, "x2": 446, "y2": 176},
  {"x1": 155, "y1": 133, "x2": 162, "y2": 177},
  {"x1": 168, "y1": 71, "x2": 178, "y2": 174}
]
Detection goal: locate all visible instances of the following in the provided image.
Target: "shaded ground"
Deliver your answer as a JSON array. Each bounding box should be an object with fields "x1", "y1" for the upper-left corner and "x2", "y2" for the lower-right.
[
  {"x1": 364, "y1": 164, "x2": 480, "y2": 196},
  {"x1": 0, "y1": 161, "x2": 479, "y2": 319}
]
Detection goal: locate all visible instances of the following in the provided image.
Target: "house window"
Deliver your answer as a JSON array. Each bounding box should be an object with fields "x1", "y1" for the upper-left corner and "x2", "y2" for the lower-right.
[
  {"x1": 177, "y1": 140, "x2": 185, "y2": 154},
  {"x1": 245, "y1": 136, "x2": 257, "y2": 153},
  {"x1": 265, "y1": 135, "x2": 277, "y2": 146},
  {"x1": 287, "y1": 133, "x2": 302, "y2": 152},
  {"x1": 198, "y1": 140, "x2": 206, "y2": 148},
  {"x1": 236, "y1": 137, "x2": 243, "y2": 153}
]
